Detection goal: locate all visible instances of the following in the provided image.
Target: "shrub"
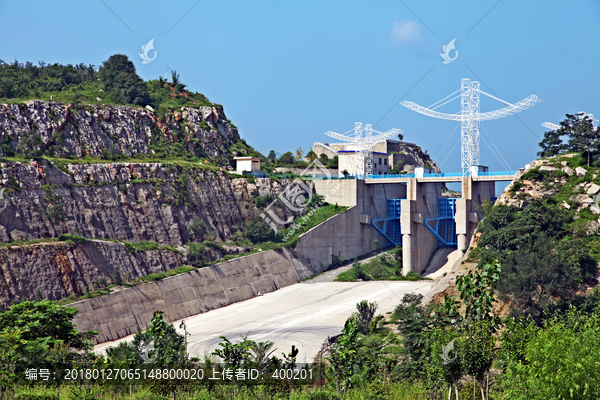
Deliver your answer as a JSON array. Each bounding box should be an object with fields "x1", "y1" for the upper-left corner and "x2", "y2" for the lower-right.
[
  {"x1": 353, "y1": 300, "x2": 378, "y2": 334},
  {"x1": 131, "y1": 241, "x2": 159, "y2": 252},
  {"x1": 502, "y1": 308, "x2": 600, "y2": 399},
  {"x1": 244, "y1": 215, "x2": 275, "y2": 244},
  {"x1": 15, "y1": 393, "x2": 58, "y2": 400},
  {"x1": 57, "y1": 234, "x2": 87, "y2": 243},
  {"x1": 188, "y1": 218, "x2": 208, "y2": 240},
  {"x1": 123, "y1": 242, "x2": 136, "y2": 254},
  {"x1": 187, "y1": 243, "x2": 209, "y2": 267}
]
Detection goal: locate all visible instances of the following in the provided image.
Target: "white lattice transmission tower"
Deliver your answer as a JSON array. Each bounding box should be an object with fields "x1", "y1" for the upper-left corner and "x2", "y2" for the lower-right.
[
  {"x1": 401, "y1": 78, "x2": 542, "y2": 176},
  {"x1": 324, "y1": 122, "x2": 402, "y2": 176}
]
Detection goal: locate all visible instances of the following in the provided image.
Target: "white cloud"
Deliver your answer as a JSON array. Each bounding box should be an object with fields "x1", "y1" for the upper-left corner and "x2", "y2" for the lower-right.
[{"x1": 390, "y1": 20, "x2": 421, "y2": 46}]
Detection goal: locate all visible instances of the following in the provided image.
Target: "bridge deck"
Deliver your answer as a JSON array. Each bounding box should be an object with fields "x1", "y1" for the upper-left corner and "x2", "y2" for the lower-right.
[{"x1": 364, "y1": 175, "x2": 515, "y2": 184}]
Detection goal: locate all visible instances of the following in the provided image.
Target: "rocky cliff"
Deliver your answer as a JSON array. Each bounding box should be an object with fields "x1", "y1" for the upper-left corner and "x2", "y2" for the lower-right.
[
  {"x1": 0, "y1": 160, "x2": 291, "y2": 244},
  {"x1": 0, "y1": 100, "x2": 309, "y2": 305},
  {"x1": 0, "y1": 101, "x2": 238, "y2": 159},
  {"x1": 0, "y1": 240, "x2": 191, "y2": 305},
  {"x1": 0, "y1": 157, "x2": 300, "y2": 304}
]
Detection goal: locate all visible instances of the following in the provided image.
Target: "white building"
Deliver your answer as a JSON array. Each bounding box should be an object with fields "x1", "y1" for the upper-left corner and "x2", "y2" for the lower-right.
[
  {"x1": 337, "y1": 150, "x2": 389, "y2": 176},
  {"x1": 234, "y1": 157, "x2": 261, "y2": 174}
]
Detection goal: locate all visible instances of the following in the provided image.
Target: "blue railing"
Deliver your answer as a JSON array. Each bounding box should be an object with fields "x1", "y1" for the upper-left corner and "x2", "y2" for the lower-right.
[
  {"x1": 262, "y1": 170, "x2": 518, "y2": 181},
  {"x1": 477, "y1": 170, "x2": 518, "y2": 176},
  {"x1": 367, "y1": 173, "x2": 415, "y2": 179}
]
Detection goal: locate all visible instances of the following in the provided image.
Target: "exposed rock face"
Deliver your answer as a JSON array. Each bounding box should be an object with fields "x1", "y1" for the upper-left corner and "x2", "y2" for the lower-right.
[
  {"x1": 0, "y1": 240, "x2": 192, "y2": 305},
  {"x1": 0, "y1": 160, "x2": 294, "y2": 245},
  {"x1": 389, "y1": 143, "x2": 441, "y2": 173},
  {"x1": 0, "y1": 101, "x2": 239, "y2": 159}
]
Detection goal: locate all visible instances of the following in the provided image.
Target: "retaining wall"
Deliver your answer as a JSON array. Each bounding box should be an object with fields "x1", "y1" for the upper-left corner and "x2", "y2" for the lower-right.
[
  {"x1": 298, "y1": 180, "x2": 407, "y2": 266},
  {"x1": 71, "y1": 248, "x2": 324, "y2": 344}
]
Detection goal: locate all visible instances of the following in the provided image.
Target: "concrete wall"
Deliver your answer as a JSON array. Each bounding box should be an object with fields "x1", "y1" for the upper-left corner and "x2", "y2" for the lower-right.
[
  {"x1": 456, "y1": 180, "x2": 495, "y2": 250},
  {"x1": 70, "y1": 248, "x2": 324, "y2": 344},
  {"x1": 298, "y1": 180, "x2": 406, "y2": 267},
  {"x1": 313, "y1": 179, "x2": 358, "y2": 207},
  {"x1": 401, "y1": 179, "x2": 445, "y2": 274}
]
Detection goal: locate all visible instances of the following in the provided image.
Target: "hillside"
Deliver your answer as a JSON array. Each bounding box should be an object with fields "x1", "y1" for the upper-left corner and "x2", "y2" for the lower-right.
[{"x1": 426, "y1": 153, "x2": 600, "y2": 320}]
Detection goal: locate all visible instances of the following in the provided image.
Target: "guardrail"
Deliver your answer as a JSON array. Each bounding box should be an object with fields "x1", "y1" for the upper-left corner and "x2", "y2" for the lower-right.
[
  {"x1": 249, "y1": 170, "x2": 519, "y2": 180},
  {"x1": 476, "y1": 170, "x2": 518, "y2": 176},
  {"x1": 366, "y1": 173, "x2": 415, "y2": 179}
]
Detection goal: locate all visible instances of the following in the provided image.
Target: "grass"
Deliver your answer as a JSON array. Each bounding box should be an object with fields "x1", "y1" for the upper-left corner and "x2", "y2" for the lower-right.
[
  {"x1": 280, "y1": 203, "x2": 349, "y2": 248},
  {"x1": 301, "y1": 272, "x2": 323, "y2": 281},
  {"x1": 7, "y1": 382, "x2": 428, "y2": 400},
  {"x1": 130, "y1": 265, "x2": 197, "y2": 284},
  {"x1": 0, "y1": 238, "x2": 57, "y2": 248},
  {"x1": 335, "y1": 247, "x2": 431, "y2": 282},
  {"x1": 0, "y1": 155, "x2": 224, "y2": 176},
  {"x1": 131, "y1": 241, "x2": 159, "y2": 252}
]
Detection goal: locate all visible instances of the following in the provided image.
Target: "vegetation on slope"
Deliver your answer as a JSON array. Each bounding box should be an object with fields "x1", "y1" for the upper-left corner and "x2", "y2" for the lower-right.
[
  {"x1": 0, "y1": 56, "x2": 215, "y2": 110},
  {"x1": 471, "y1": 154, "x2": 600, "y2": 320},
  {"x1": 335, "y1": 247, "x2": 430, "y2": 282}
]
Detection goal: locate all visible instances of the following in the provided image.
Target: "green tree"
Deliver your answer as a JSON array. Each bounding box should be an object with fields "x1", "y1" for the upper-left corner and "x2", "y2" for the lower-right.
[
  {"x1": 295, "y1": 147, "x2": 304, "y2": 162},
  {"x1": 99, "y1": 54, "x2": 150, "y2": 106},
  {"x1": 459, "y1": 320, "x2": 496, "y2": 400},
  {"x1": 306, "y1": 150, "x2": 318, "y2": 161},
  {"x1": 244, "y1": 214, "x2": 276, "y2": 243},
  {"x1": 319, "y1": 153, "x2": 329, "y2": 165},
  {"x1": 250, "y1": 340, "x2": 276, "y2": 373},
  {"x1": 498, "y1": 236, "x2": 596, "y2": 319},
  {"x1": 0, "y1": 301, "x2": 93, "y2": 349},
  {"x1": 278, "y1": 151, "x2": 295, "y2": 165},
  {"x1": 503, "y1": 308, "x2": 600, "y2": 399},
  {"x1": 428, "y1": 329, "x2": 463, "y2": 399},
  {"x1": 213, "y1": 334, "x2": 254, "y2": 398},
  {"x1": 537, "y1": 129, "x2": 566, "y2": 158},
  {"x1": 390, "y1": 161, "x2": 404, "y2": 174},
  {"x1": 538, "y1": 113, "x2": 599, "y2": 165},
  {"x1": 268, "y1": 150, "x2": 277, "y2": 163},
  {"x1": 0, "y1": 77, "x2": 16, "y2": 98},
  {"x1": 170, "y1": 70, "x2": 186, "y2": 91},
  {"x1": 352, "y1": 300, "x2": 378, "y2": 334},
  {"x1": 327, "y1": 155, "x2": 338, "y2": 169},
  {"x1": 562, "y1": 113, "x2": 599, "y2": 166},
  {"x1": 394, "y1": 293, "x2": 460, "y2": 382},
  {"x1": 327, "y1": 317, "x2": 361, "y2": 393},
  {"x1": 132, "y1": 310, "x2": 186, "y2": 366},
  {"x1": 455, "y1": 260, "x2": 501, "y2": 327}
]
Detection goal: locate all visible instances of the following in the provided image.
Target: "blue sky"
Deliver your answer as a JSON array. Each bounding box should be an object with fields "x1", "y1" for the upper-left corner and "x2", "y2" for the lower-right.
[{"x1": 1, "y1": 0, "x2": 599, "y2": 177}]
